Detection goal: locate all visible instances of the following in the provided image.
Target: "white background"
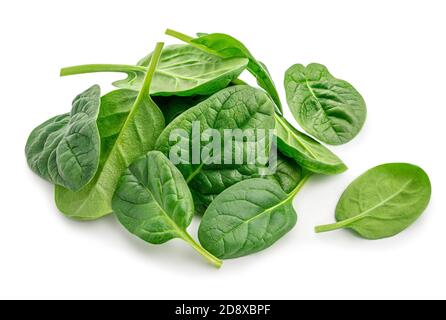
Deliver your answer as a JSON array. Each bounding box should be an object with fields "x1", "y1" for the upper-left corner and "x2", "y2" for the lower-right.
[{"x1": 1, "y1": 0, "x2": 445, "y2": 300}]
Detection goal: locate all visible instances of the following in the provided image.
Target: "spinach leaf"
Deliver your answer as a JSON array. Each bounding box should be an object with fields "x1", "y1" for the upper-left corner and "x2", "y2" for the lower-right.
[
  {"x1": 165, "y1": 29, "x2": 283, "y2": 113},
  {"x1": 55, "y1": 43, "x2": 166, "y2": 220},
  {"x1": 61, "y1": 44, "x2": 248, "y2": 97},
  {"x1": 112, "y1": 151, "x2": 222, "y2": 268},
  {"x1": 156, "y1": 85, "x2": 274, "y2": 212},
  {"x1": 156, "y1": 85, "x2": 275, "y2": 184},
  {"x1": 152, "y1": 95, "x2": 208, "y2": 124},
  {"x1": 191, "y1": 150, "x2": 305, "y2": 203},
  {"x1": 25, "y1": 85, "x2": 101, "y2": 191},
  {"x1": 190, "y1": 164, "x2": 266, "y2": 215},
  {"x1": 315, "y1": 163, "x2": 432, "y2": 239},
  {"x1": 284, "y1": 63, "x2": 366, "y2": 145},
  {"x1": 275, "y1": 114, "x2": 347, "y2": 175},
  {"x1": 198, "y1": 176, "x2": 311, "y2": 259},
  {"x1": 191, "y1": 152, "x2": 303, "y2": 215}
]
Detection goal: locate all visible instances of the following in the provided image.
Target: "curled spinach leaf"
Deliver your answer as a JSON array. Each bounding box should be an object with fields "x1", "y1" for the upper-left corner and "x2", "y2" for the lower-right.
[
  {"x1": 113, "y1": 151, "x2": 222, "y2": 268},
  {"x1": 165, "y1": 29, "x2": 283, "y2": 113},
  {"x1": 61, "y1": 44, "x2": 248, "y2": 97},
  {"x1": 55, "y1": 43, "x2": 166, "y2": 220},
  {"x1": 284, "y1": 63, "x2": 366, "y2": 145},
  {"x1": 275, "y1": 114, "x2": 347, "y2": 175},
  {"x1": 25, "y1": 85, "x2": 101, "y2": 191},
  {"x1": 315, "y1": 163, "x2": 432, "y2": 239},
  {"x1": 198, "y1": 176, "x2": 310, "y2": 259}
]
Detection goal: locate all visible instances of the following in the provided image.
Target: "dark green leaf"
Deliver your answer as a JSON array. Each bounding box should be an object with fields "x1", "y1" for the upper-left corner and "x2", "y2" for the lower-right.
[
  {"x1": 153, "y1": 95, "x2": 209, "y2": 124},
  {"x1": 112, "y1": 151, "x2": 222, "y2": 268},
  {"x1": 192, "y1": 151, "x2": 304, "y2": 215},
  {"x1": 25, "y1": 85, "x2": 101, "y2": 191},
  {"x1": 198, "y1": 177, "x2": 309, "y2": 259},
  {"x1": 156, "y1": 85, "x2": 275, "y2": 194}
]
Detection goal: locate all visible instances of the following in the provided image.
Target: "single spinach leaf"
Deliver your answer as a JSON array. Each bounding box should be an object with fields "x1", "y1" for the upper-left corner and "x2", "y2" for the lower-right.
[
  {"x1": 156, "y1": 85, "x2": 274, "y2": 208},
  {"x1": 55, "y1": 43, "x2": 166, "y2": 220},
  {"x1": 61, "y1": 44, "x2": 248, "y2": 97},
  {"x1": 112, "y1": 151, "x2": 222, "y2": 268},
  {"x1": 152, "y1": 95, "x2": 209, "y2": 124},
  {"x1": 192, "y1": 151, "x2": 304, "y2": 215},
  {"x1": 25, "y1": 85, "x2": 101, "y2": 191},
  {"x1": 156, "y1": 85, "x2": 274, "y2": 183},
  {"x1": 165, "y1": 29, "x2": 283, "y2": 113},
  {"x1": 190, "y1": 164, "x2": 265, "y2": 215},
  {"x1": 198, "y1": 176, "x2": 310, "y2": 259},
  {"x1": 315, "y1": 163, "x2": 432, "y2": 239},
  {"x1": 275, "y1": 114, "x2": 347, "y2": 175},
  {"x1": 284, "y1": 63, "x2": 366, "y2": 145}
]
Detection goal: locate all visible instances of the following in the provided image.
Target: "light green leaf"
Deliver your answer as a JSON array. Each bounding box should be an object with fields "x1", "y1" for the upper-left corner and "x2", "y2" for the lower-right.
[
  {"x1": 285, "y1": 63, "x2": 366, "y2": 145},
  {"x1": 275, "y1": 114, "x2": 347, "y2": 175},
  {"x1": 315, "y1": 163, "x2": 432, "y2": 239},
  {"x1": 61, "y1": 45, "x2": 248, "y2": 97},
  {"x1": 165, "y1": 29, "x2": 283, "y2": 113},
  {"x1": 268, "y1": 152, "x2": 304, "y2": 194},
  {"x1": 55, "y1": 43, "x2": 166, "y2": 220}
]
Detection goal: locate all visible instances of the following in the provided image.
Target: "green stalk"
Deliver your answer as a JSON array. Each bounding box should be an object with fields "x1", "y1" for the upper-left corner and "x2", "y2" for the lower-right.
[
  {"x1": 231, "y1": 78, "x2": 248, "y2": 86},
  {"x1": 181, "y1": 232, "x2": 222, "y2": 268},
  {"x1": 137, "y1": 42, "x2": 163, "y2": 97},
  {"x1": 120, "y1": 42, "x2": 163, "y2": 126},
  {"x1": 101, "y1": 42, "x2": 163, "y2": 178},
  {"x1": 315, "y1": 214, "x2": 363, "y2": 233},
  {"x1": 60, "y1": 64, "x2": 146, "y2": 77},
  {"x1": 165, "y1": 28, "x2": 222, "y2": 58},
  {"x1": 165, "y1": 28, "x2": 194, "y2": 43}
]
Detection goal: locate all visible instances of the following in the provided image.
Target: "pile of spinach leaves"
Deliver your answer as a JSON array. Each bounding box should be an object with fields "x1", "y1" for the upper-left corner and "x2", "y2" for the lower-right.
[{"x1": 25, "y1": 30, "x2": 431, "y2": 268}]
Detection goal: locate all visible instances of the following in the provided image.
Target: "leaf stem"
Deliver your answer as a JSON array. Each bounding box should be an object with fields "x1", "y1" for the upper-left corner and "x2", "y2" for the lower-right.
[
  {"x1": 138, "y1": 42, "x2": 164, "y2": 98},
  {"x1": 60, "y1": 64, "x2": 146, "y2": 77},
  {"x1": 315, "y1": 221, "x2": 347, "y2": 233},
  {"x1": 106, "y1": 42, "x2": 163, "y2": 171},
  {"x1": 165, "y1": 28, "x2": 194, "y2": 44},
  {"x1": 182, "y1": 232, "x2": 223, "y2": 268},
  {"x1": 165, "y1": 28, "x2": 220, "y2": 58},
  {"x1": 231, "y1": 78, "x2": 248, "y2": 86},
  {"x1": 315, "y1": 214, "x2": 363, "y2": 233}
]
